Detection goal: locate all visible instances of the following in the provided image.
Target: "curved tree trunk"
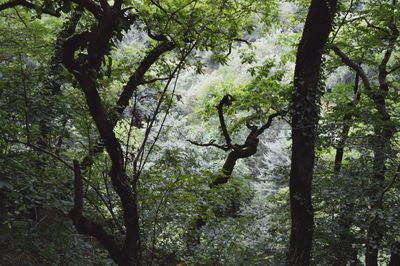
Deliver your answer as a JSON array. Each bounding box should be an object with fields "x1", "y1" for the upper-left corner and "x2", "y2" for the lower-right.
[{"x1": 287, "y1": 0, "x2": 337, "y2": 265}]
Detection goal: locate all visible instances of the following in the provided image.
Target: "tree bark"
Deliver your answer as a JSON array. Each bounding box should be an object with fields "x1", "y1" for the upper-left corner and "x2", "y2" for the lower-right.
[
  {"x1": 389, "y1": 241, "x2": 400, "y2": 266},
  {"x1": 62, "y1": 3, "x2": 143, "y2": 265},
  {"x1": 287, "y1": 0, "x2": 337, "y2": 265}
]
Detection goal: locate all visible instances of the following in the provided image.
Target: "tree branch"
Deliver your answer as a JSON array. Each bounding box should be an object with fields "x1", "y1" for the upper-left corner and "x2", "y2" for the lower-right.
[
  {"x1": 186, "y1": 139, "x2": 230, "y2": 151},
  {"x1": 331, "y1": 45, "x2": 372, "y2": 91},
  {"x1": 69, "y1": 160, "x2": 125, "y2": 265},
  {"x1": 256, "y1": 111, "x2": 287, "y2": 136},
  {"x1": 4, "y1": 138, "x2": 74, "y2": 170},
  {"x1": 112, "y1": 41, "x2": 175, "y2": 125},
  {"x1": 215, "y1": 94, "x2": 235, "y2": 148},
  {"x1": 363, "y1": 18, "x2": 390, "y2": 34},
  {"x1": 0, "y1": 0, "x2": 60, "y2": 16}
]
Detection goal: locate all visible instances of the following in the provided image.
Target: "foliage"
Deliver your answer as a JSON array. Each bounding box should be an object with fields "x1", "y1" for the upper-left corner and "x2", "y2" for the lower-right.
[{"x1": 0, "y1": 0, "x2": 399, "y2": 265}]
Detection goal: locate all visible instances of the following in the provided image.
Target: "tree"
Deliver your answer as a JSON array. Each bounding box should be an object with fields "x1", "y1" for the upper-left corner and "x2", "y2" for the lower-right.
[
  {"x1": 287, "y1": 0, "x2": 338, "y2": 265},
  {"x1": 330, "y1": 1, "x2": 399, "y2": 264},
  {"x1": 0, "y1": 0, "x2": 268, "y2": 264},
  {"x1": 189, "y1": 94, "x2": 285, "y2": 186}
]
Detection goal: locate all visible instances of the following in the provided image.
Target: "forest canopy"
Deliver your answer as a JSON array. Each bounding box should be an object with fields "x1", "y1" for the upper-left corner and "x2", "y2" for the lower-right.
[{"x1": 0, "y1": 0, "x2": 399, "y2": 265}]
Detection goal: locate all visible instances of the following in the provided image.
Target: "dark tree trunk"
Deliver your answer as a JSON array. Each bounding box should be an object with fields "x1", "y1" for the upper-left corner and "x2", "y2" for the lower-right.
[
  {"x1": 389, "y1": 241, "x2": 400, "y2": 266},
  {"x1": 287, "y1": 0, "x2": 337, "y2": 265},
  {"x1": 331, "y1": 73, "x2": 360, "y2": 266},
  {"x1": 334, "y1": 73, "x2": 360, "y2": 174},
  {"x1": 61, "y1": 4, "x2": 145, "y2": 265}
]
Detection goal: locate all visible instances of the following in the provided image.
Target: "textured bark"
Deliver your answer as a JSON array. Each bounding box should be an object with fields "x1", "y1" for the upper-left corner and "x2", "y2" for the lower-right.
[
  {"x1": 211, "y1": 131, "x2": 259, "y2": 186},
  {"x1": 80, "y1": 39, "x2": 174, "y2": 170},
  {"x1": 287, "y1": 0, "x2": 337, "y2": 265},
  {"x1": 69, "y1": 160, "x2": 128, "y2": 265},
  {"x1": 3, "y1": 2, "x2": 174, "y2": 264}
]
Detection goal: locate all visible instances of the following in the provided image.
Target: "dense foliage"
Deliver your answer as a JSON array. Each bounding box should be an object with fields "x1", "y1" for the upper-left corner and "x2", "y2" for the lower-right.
[{"x1": 0, "y1": 0, "x2": 399, "y2": 265}]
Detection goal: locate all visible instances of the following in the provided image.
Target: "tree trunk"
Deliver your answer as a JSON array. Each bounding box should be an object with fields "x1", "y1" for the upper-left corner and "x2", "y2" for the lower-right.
[
  {"x1": 331, "y1": 73, "x2": 360, "y2": 266},
  {"x1": 389, "y1": 241, "x2": 400, "y2": 266},
  {"x1": 287, "y1": 0, "x2": 337, "y2": 265},
  {"x1": 365, "y1": 7, "x2": 398, "y2": 264}
]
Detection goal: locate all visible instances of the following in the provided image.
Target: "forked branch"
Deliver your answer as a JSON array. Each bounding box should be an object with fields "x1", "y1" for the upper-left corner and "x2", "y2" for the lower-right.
[{"x1": 188, "y1": 95, "x2": 285, "y2": 186}]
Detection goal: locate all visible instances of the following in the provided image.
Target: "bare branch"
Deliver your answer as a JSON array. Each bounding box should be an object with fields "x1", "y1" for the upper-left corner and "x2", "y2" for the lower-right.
[
  {"x1": 0, "y1": 0, "x2": 60, "y2": 16},
  {"x1": 330, "y1": 0, "x2": 354, "y2": 44},
  {"x1": 187, "y1": 139, "x2": 230, "y2": 151},
  {"x1": 378, "y1": 14, "x2": 399, "y2": 92},
  {"x1": 215, "y1": 94, "x2": 235, "y2": 147},
  {"x1": 142, "y1": 76, "x2": 172, "y2": 84},
  {"x1": 363, "y1": 18, "x2": 390, "y2": 34},
  {"x1": 4, "y1": 138, "x2": 74, "y2": 170},
  {"x1": 256, "y1": 111, "x2": 286, "y2": 136},
  {"x1": 0, "y1": 0, "x2": 32, "y2": 11},
  {"x1": 331, "y1": 45, "x2": 372, "y2": 91},
  {"x1": 376, "y1": 164, "x2": 399, "y2": 207},
  {"x1": 134, "y1": 44, "x2": 196, "y2": 176},
  {"x1": 69, "y1": 160, "x2": 125, "y2": 264},
  {"x1": 233, "y1": 38, "x2": 251, "y2": 45},
  {"x1": 138, "y1": 65, "x2": 183, "y2": 175},
  {"x1": 112, "y1": 41, "x2": 175, "y2": 125}
]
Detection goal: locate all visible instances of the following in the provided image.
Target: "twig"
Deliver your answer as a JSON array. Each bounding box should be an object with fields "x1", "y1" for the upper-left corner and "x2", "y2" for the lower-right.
[
  {"x1": 141, "y1": 76, "x2": 171, "y2": 84},
  {"x1": 5, "y1": 138, "x2": 73, "y2": 170},
  {"x1": 363, "y1": 18, "x2": 390, "y2": 34},
  {"x1": 138, "y1": 64, "x2": 183, "y2": 176},
  {"x1": 378, "y1": 165, "x2": 399, "y2": 206},
  {"x1": 134, "y1": 43, "x2": 196, "y2": 177},
  {"x1": 186, "y1": 139, "x2": 230, "y2": 151},
  {"x1": 330, "y1": 0, "x2": 354, "y2": 44},
  {"x1": 256, "y1": 111, "x2": 287, "y2": 136}
]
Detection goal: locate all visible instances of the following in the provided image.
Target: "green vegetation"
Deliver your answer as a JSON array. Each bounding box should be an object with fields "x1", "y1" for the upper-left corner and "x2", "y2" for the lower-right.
[{"x1": 0, "y1": 0, "x2": 399, "y2": 265}]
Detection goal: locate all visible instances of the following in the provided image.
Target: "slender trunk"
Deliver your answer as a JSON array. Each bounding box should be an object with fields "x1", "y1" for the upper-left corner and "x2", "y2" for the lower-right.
[
  {"x1": 332, "y1": 74, "x2": 360, "y2": 266},
  {"x1": 288, "y1": 0, "x2": 337, "y2": 265},
  {"x1": 332, "y1": 4, "x2": 398, "y2": 264},
  {"x1": 365, "y1": 6, "x2": 398, "y2": 263},
  {"x1": 334, "y1": 73, "x2": 360, "y2": 174},
  {"x1": 365, "y1": 127, "x2": 393, "y2": 266}
]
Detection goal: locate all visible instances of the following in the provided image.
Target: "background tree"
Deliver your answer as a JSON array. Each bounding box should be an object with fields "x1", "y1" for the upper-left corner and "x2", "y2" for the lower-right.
[{"x1": 0, "y1": 0, "x2": 276, "y2": 265}]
